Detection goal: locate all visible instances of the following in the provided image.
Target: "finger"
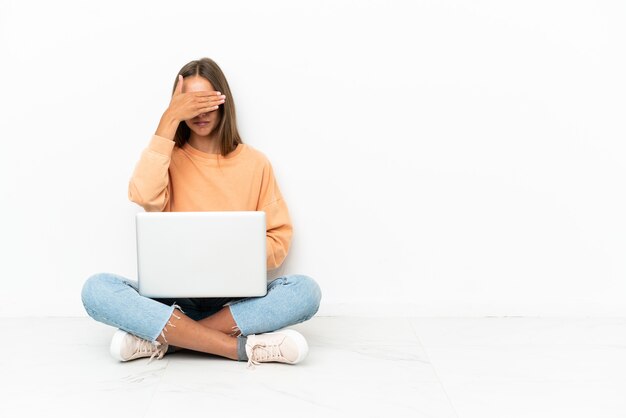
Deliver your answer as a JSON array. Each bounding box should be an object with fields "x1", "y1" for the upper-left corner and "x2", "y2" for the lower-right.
[
  {"x1": 201, "y1": 104, "x2": 221, "y2": 113},
  {"x1": 195, "y1": 99, "x2": 224, "y2": 110},
  {"x1": 193, "y1": 97, "x2": 225, "y2": 108},
  {"x1": 200, "y1": 96, "x2": 226, "y2": 104},
  {"x1": 193, "y1": 90, "x2": 223, "y2": 98},
  {"x1": 175, "y1": 75, "x2": 183, "y2": 95},
  {"x1": 193, "y1": 96, "x2": 217, "y2": 104},
  {"x1": 191, "y1": 106, "x2": 218, "y2": 119}
]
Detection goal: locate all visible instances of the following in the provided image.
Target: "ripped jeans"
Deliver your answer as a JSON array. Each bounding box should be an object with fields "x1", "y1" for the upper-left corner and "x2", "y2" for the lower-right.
[{"x1": 81, "y1": 272, "x2": 322, "y2": 346}]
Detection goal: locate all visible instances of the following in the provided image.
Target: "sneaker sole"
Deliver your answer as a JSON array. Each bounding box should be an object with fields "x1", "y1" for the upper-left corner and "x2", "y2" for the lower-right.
[
  {"x1": 110, "y1": 329, "x2": 128, "y2": 361},
  {"x1": 278, "y1": 329, "x2": 309, "y2": 364}
]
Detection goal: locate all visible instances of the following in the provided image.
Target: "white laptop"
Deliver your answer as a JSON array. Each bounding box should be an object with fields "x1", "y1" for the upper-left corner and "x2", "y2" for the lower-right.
[{"x1": 136, "y1": 211, "x2": 267, "y2": 298}]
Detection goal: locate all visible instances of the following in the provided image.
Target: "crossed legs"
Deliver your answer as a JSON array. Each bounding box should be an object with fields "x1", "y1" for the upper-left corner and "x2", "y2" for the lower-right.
[
  {"x1": 155, "y1": 306, "x2": 241, "y2": 360},
  {"x1": 81, "y1": 273, "x2": 321, "y2": 362}
]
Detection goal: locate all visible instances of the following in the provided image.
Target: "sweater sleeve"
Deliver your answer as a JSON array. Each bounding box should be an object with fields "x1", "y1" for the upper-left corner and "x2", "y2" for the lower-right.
[
  {"x1": 128, "y1": 135, "x2": 175, "y2": 212},
  {"x1": 258, "y1": 160, "x2": 293, "y2": 270}
]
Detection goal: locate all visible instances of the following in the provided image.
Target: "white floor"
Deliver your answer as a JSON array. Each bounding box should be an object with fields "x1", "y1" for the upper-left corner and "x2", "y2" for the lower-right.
[{"x1": 1, "y1": 317, "x2": 625, "y2": 418}]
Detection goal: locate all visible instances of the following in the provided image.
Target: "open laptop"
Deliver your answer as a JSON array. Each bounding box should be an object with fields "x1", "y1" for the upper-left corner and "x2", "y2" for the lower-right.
[{"x1": 136, "y1": 211, "x2": 267, "y2": 298}]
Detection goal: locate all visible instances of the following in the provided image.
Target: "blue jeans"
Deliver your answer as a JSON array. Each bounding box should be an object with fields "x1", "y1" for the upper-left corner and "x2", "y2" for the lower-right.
[{"x1": 81, "y1": 273, "x2": 322, "y2": 343}]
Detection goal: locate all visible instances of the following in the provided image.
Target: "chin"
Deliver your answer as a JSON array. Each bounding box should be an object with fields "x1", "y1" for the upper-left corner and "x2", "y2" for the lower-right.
[
  {"x1": 194, "y1": 129, "x2": 214, "y2": 138},
  {"x1": 187, "y1": 125, "x2": 211, "y2": 136}
]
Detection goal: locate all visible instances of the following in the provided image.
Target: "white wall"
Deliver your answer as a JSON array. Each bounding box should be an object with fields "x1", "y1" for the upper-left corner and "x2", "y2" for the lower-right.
[{"x1": 0, "y1": 0, "x2": 624, "y2": 317}]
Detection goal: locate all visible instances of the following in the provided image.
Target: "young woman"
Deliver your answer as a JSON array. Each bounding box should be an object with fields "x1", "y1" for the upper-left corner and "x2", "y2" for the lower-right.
[{"x1": 81, "y1": 58, "x2": 321, "y2": 368}]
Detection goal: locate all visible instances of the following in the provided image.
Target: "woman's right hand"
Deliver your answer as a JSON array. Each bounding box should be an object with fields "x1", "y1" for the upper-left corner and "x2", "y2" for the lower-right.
[
  {"x1": 166, "y1": 75, "x2": 226, "y2": 122},
  {"x1": 155, "y1": 75, "x2": 226, "y2": 140}
]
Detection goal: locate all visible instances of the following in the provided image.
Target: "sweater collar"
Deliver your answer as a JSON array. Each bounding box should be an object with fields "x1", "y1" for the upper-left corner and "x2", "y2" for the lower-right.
[{"x1": 182, "y1": 142, "x2": 245, "y2": 161}]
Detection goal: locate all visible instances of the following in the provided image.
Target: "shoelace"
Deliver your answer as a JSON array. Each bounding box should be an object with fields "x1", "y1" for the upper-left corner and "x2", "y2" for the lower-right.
[
  {"x1": 247, "y1": 342, "x2": 284, "y2": 369},
  {"x1": 134, "y1": 338, "x2": 167, "y2": 365}
]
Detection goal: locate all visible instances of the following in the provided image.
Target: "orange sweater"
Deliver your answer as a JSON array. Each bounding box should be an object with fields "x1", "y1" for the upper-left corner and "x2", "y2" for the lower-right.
[{"x1": 128, "y1": 135, "x2": 292, "y2": 270}]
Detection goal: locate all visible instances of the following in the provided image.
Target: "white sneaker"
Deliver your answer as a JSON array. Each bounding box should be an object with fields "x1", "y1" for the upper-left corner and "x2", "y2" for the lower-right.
[
  {"x1": 110, "y1": 329, "x2": 169, "y2": 364},
  {"x1": 245, "y1": 329, "x2": 308, "y2": 368}
]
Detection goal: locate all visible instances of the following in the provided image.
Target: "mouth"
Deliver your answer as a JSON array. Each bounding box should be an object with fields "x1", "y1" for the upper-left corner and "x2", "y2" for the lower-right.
[{"x1": 194, "y1": 121, "x2": 210, "y2": 127}]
